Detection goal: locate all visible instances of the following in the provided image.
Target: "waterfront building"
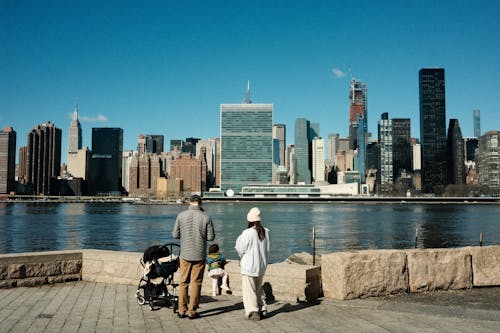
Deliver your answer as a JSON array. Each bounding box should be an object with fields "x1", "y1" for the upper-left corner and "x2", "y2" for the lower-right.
[
  {"x1": 18, "y1": 146, "x2": 28, "y2": 185},
  {"x1": 182, "y1": 138, "x2": 199, "y2": 156},
  {"x1": 447, "y1": 119, "x2": 466, "y2": 185},
  {"x1": 295, "y1": 118, "x2": 312, "y2": 184},
  {"x1": 473, "y1": 109, "x2": 481, "y2": 138},
  {"x1": 67, "y1": 147, "x2": 90, "y2": 180},
  {"x1": 464, "y1": 137, "x2": 479, "y2": 162},
  {"x1": 122, "y1": 150, "x2": 134, "y2": 193},
  {"x1": 378, "y1": 113, "x2": 393, "y2": 193},
  {"x1": 392, "y1": 118, "x2": 411, "y2": 180},
  {"x1": 419, "y1": 68, "x2": 447, "y2": 193},
  {"x1": 349, "y1": 79, "x2": 368, "y2": 150},
  {"x1": 477, "y1": 130, "x2": 500, "y2": 193},
  {"x1": 137, "y1": 135, "x2": 146, "y2": 155},
  {"x1": 273, "y1": 124, "x2": 286, "y2": 166},
  {"x1": 68, "y1": 105, "x2": 82, "y2": 154},
  {"x1": 412, "y1": 143, "x2": 422, "y2": 171},
  {"x1": 326, "y1": 133, "x2": 340, "y2": 168},
  {"x1": 89, "y1": 127, "x2": 123, "y2": 195},
  {"x1": 26, "y1": 122, "x2": 62, "y2": 195},
  {"x1": 336, "y1": 150, "x2": 354, "y2": 172},
  {"x1": 354, "y1": 115, "x2": 367, "y2": 183},
  {"x1": 170, "y1": 154, "x2": 207, "y2": 194},
  {"x1": 365, "y1": 142, "x2": 379, "y2": 173},
  {"x1": 312, "y1": 137, "x2": 325, "y2": 183},
  {"x1": 0, "y1": 127, "x2": 17, "y2": 194},
  {"x1": 196, "y1": 138, "x2": 217, "y2": 189},
  {"x1": 145, "y1": 134, "x2": 164, "y2": 154},
  {"x1": 286, "y1": 145, "x2": 297, "y2": 184},
  {"x1": 128, "y1": 153, "x2": 162, "y2": 197},
  {"x1": 240, "y1": 182, "x2": 360, "y2": 198},
  {"x1": 220, "y1": 84, "x2": 273, "y2": 194}
]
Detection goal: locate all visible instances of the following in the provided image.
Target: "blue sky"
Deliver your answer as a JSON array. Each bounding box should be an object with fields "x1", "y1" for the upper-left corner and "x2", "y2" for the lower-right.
[{"x1": 1, "y1": 0, "x2": 499, "y2": 162}]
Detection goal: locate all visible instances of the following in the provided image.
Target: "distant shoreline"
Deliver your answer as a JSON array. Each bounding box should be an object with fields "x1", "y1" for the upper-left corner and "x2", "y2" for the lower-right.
[{"x1": 1, "y1": 195, "x2": 500, "y2": 204}]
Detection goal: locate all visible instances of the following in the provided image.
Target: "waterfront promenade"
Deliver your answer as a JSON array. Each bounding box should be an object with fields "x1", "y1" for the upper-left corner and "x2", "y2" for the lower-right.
[{"x1": 1, "y1": 282, "x2": 499, "y2": 332}]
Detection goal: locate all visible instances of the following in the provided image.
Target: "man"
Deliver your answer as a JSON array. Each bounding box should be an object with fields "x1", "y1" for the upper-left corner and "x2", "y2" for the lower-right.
[{"x1": 172, "y1": 194, "x2": 215, "y2": 319}]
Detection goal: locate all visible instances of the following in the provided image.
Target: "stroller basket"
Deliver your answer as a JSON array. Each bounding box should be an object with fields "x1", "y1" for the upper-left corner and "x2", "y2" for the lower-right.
[{"x1": 136, "y1": 243, "x2": 180, "y2": 311}]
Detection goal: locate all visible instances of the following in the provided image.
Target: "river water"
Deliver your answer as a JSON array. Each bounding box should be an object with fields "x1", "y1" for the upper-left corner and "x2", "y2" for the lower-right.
[{"x1": 1, "y1": 202, "x2": 499, "y2": 263}]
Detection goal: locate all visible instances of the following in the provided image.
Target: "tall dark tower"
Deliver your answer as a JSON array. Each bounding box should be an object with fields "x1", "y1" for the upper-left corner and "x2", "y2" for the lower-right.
[
  {"x1": 0, "y1": 127, "x2": 17, "y2": 194},
  {"x1": 27, "y1": 122, "x2": 62, "y2": 194},
  {"x1": 419, "y1": 68, "x2": 447, "y2": 193},
  {"x1": 447, "y1": 119, "x2": 465, "y2": 185},
  {"x1": 392, "y1": 118, "x2": 411, "y2": 179},
  {"x1": 89, "y1": 128, "x2": 123, "y2": 195}
]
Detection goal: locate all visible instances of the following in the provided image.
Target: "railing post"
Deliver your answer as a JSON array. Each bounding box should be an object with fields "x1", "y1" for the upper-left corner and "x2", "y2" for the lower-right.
[
  {"x1": 480, "y1": 232, "x2": 483, "y2": 247},
  {"x1": 415, "y1": 227, "x2": 419, "y2": 248},
  {"x1": 312, "y1": 226, "x2": 316, "y2": 266}
]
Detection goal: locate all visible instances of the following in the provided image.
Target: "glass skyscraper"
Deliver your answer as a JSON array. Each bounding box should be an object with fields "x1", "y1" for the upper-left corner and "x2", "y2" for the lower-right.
[
  {"x1": 419, "y1": 68, "x2": 447, "y2": 193},
  {"x1": 295, "y1": 118, "x2": 312, "y2": 184},
  {"x1": 89, "y1": 127, "x2": 123, "y2": 195},
  {"x1": 220, "y1": 92, "x2": 273, "y2": 194}
]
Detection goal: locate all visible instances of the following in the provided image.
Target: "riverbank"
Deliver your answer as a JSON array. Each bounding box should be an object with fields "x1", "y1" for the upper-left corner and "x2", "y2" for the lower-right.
[{"x1": 2, "y1": 194, "x2": 500, "y2": 204}]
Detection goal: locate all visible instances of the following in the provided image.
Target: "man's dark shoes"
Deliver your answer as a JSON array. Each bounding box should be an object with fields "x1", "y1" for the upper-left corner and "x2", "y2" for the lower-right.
[
  {"x1": 177, "y1": 312, "x2": 187, "y2": 318},
  {"x1": 188, "y1": 312, "x2": 200, "y2": 320}
]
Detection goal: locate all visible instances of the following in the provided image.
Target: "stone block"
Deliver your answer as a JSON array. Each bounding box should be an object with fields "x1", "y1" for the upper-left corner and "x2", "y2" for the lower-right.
[
  {"x1": 61, "y1": 260, "x2": 82, "y2": 274},
  {"x1": 17, "y1": 277, "x2": 47, "y2": 287},
  {"x1": 407, "y1": 248, "x2": 472, "y2": 292},
  {"x1": 8, "y1": 264, "x2": 26, "y2": 279},
  {"x1": 467, "y1": 245, "x2": 500, "y2": 287},
  {"x1": 25, "y1": 262, "x2": 62, "y2": 277},
  {"x1": 322, "y1": 249, "x2": 408, "y2": 300},
  {"x1": 0, "y1": 279, "x2": 17, "y2": 288}
]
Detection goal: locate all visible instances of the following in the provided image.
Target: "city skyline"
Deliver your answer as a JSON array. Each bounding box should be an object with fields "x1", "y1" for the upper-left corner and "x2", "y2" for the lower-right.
[{"x1": 1, "y1": 1, "x2": 499, "y2": 159}]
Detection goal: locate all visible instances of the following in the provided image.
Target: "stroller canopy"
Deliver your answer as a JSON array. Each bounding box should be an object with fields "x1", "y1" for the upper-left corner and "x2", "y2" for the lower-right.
[{"x1": 143, "y1": 244, "x2": 171, "y2": 262}]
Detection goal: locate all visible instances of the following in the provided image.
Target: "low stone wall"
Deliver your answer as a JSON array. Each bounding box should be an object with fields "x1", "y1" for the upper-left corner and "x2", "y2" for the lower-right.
[
  {"x1": 0, "y1": 249, "x2": 320, "y2": 302},
  {"x1": 0, "y1": 250, "x2": 82, "y2": 288},
  {"x1": 322, "y1": 245, "x2": 500, "y2": 300}
]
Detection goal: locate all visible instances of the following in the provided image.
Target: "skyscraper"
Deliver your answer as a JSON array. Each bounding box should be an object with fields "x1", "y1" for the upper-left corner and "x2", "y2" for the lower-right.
[
  {"x1": 447, "y1": 119, "x2": 465, "y2": 185},
  {"x1": 349, "y1": 79, "x2": 367, "y2": 150},
  {"x1": 27, "y1": 122, "x2": 62, "y2": 195},
  {"x1": 145, "y1": 134, "x2": 164, "y2": 154},
  {"x1": 378, "y1": 113, "x2": 393, "y2": 193},
  {"x1": 220, "y1": 84, "x2": 273, "y2": 194},
  {"x1": 392, "y1": 118, "x2": 411, "y2": 179},
  {"x1": 89, "y1": 128, "x2": 123, "y2": 195},
  {"x1": 326, "y1": 133, "x2": 340, "y2": 167},
  {"x1": 477, "y1": 130, "x2": 500, "y2": 192},
  {"x1": 0, "y1": 127, "x2": 17, "y2": 194},
  {"x1": 419, "y1": 68, "x2": 447, "y2": 193},
  {"x1": 312, "y1": 137, "x2": 325, "y2": 182},
  {"x1": 68, "y1": 105, "x2": 82, "y2": 154},
  {"x1": 473, "y1": 109, "x2": 481, "y2": 138},
  {"x1": 295, "y1": 118, "x2": 312, "y2": 184},
  {"x1": 272, "y1": 124, "x2": 286, "y2": 166}
]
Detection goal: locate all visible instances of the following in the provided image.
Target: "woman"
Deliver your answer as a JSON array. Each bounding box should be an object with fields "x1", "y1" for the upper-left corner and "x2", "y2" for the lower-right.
[{"x1": 235, "y1": 207, "x2": 270, "y2": 320}]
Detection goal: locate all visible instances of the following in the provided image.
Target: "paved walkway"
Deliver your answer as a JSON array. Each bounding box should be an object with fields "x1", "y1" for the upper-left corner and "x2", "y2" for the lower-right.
[{"x1": 1, "y1": 282, "x2": 499, "y2": 332}]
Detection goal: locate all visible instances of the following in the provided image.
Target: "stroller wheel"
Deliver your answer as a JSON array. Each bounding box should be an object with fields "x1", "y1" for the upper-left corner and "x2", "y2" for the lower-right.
[{"x1": 136, "y1": 294, "x2": 146, "y2": 305}]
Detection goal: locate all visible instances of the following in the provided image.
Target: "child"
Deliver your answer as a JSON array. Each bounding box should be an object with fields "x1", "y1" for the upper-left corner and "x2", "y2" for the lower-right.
[{"x1": 206, "y1": 244, "x2": 232, "y2": 296}]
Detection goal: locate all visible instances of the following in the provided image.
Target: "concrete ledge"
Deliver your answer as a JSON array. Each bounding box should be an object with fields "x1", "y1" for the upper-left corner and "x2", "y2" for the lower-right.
[
  {"x1": 82, "y1": 249, "x2": 142, "y2": 285},
  {"x1": 321, "y1": 249, "x2": 407, "y2": 300},
  {"x1": 201, "y1": 260, "x2": 321, "y2": 302}
]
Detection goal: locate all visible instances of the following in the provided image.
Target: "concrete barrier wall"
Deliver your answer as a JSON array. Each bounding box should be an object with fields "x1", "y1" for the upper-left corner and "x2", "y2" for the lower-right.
[
  {"x1": 0, "y1": 250, "x2": 82, "y2": 288},
  {"x1": 322, "y1": 245, "x2": 500, "y2": 300},
  {"x1": 201, "y1": 260, "x2": 321, "y2": 302},
  {"x1": 81, "y1": 249, "x2": 143, "y2": 285}
]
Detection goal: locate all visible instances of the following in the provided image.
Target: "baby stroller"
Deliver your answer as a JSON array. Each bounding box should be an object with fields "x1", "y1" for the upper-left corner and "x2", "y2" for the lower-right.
[{"x1": 136, "y1": 243, "x2": 180, "y2": 312}]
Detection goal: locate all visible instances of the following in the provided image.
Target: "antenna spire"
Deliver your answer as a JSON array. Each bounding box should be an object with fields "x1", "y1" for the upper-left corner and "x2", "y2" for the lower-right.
[{"x1": 243, "y1": 80, "x2": 251, "y2": 103}]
